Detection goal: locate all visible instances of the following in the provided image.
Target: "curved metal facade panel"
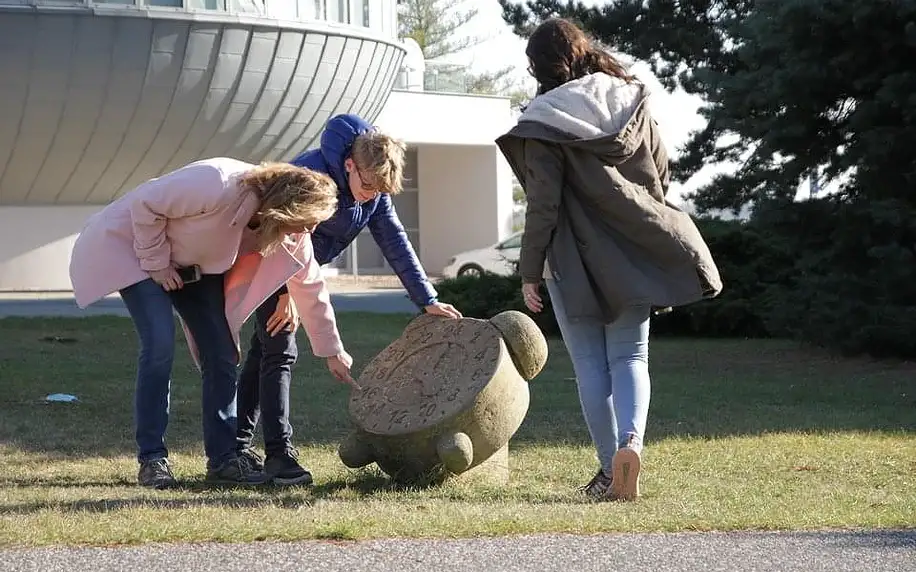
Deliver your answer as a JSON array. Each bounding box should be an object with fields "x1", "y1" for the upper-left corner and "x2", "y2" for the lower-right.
[{"x1": 0, "y1": 9, "x2": 404, "y2": 205}]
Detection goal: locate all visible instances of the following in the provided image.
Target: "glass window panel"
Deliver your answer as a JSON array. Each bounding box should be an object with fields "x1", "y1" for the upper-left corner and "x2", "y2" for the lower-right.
[
  {"x1": 229, "y1": 0, "x2": 264, "y2": 12},
  {"x1": 327, "y1": 246, "x2": 350, "y2": 270},
  {"x1": 187, "y1": 0, "x2": 225, "y2": 8},
  {"x1": 336, "y1": 0, "x2": 349, "y2": 22},
  {"x1": 265, "y1": 0, "x2": 297, "y2": 18},
  {"x1": 406, "y1": 230, "x2": 420, "y2": 259},
  {"x1": 391, "y1": 191, "x2": 418, "y2": 229},
  {"x1": 296, "y1": 0, "x2": 315, "y2": 19},
  {"x1": 147, "y1": 0, "x2": 183, "y2": 6},
  {"x1": 326, "y1": 0, "x2": 339, "y2": 22},
  {"x1": 356, "y1": 231, "x2": 386, "y2": 269},
  {"x1": 402, "y1": 147, "x2": 418, "y2": 185}
]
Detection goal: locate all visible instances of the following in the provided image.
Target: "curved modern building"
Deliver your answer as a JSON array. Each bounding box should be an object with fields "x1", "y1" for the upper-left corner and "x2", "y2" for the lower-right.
[
  {"x1": 0, "y1": 0, "x2": 403, "y2": 204},
  {"x1": 0, "y1": 0, "x2": 515, "y2": 293}
]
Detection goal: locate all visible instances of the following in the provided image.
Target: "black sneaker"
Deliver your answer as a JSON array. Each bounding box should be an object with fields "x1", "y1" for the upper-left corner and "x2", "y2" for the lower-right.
[
  {"x1": 238, "y1": 447, "x2": 265, "y2": 472},
  {"x1": 579, "y1": 468, "x2": 612, "y2": 500},
  {"x1": 138, "y1": 458, "x2": 178, "y2": 490},
  {"x1": 265, "y1": 449, "x2": 313, "y2": 486},
  {"x1": 205, "y1": 457, "x2": 267, "y2": 486}
]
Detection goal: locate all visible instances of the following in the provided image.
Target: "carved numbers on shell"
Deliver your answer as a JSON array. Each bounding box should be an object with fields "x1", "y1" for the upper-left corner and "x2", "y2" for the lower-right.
[{"x1": 351, "y1": 319, "x2": 500, "y2": 435}]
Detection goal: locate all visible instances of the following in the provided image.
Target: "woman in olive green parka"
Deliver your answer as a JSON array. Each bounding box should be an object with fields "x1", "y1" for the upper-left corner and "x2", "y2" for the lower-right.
[{"x1": 496, "y1": 18, "x2": 721, "y2": 501}]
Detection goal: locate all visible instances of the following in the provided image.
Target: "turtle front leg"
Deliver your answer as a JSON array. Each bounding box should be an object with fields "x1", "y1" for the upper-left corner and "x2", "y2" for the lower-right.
[
  {"x1": 436, "y1": 432, "x2": 474, "y2": 474},
  {"x1": 338, "y1": 430, "x2": 374, "y2": 468}
]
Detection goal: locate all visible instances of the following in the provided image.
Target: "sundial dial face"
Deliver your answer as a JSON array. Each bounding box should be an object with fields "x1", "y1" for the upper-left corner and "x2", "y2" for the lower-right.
[{"x1": 349, "y1": 317, "x2": 502, "y2": 436}]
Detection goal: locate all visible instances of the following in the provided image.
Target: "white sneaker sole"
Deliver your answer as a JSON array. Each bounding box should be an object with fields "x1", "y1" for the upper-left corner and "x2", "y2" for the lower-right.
[{"x1": 610, "y1": 447, "x2": 641, "y2": 501}]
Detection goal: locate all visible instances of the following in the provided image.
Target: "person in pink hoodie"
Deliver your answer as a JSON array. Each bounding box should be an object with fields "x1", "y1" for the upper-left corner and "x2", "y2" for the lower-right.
[{"x1": 69, "y1": 157, "x2": 355, "y2": 489}]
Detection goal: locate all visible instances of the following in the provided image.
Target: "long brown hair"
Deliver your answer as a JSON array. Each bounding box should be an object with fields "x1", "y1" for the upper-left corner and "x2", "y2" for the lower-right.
[
  {"x1": 526, "y1": 18, "x2": 633, "y2": 95},
  {"x1": 238, "y1": 162, "x2": 338, "y2": 254}
]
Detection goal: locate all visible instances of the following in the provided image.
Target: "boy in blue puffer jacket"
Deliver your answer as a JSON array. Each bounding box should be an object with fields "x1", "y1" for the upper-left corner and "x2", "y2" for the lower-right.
[{"x1": 235, "y1": 114, "x2": 462, "y2": 486}]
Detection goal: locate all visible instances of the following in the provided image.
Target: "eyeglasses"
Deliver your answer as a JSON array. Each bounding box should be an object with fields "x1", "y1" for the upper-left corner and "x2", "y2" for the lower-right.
[
  {"x1": 352, "y1": 165, "x2": 380, "y2": 195},
  {"x1": 353, "y1": 165, "x2": 379, "y2": 200}
]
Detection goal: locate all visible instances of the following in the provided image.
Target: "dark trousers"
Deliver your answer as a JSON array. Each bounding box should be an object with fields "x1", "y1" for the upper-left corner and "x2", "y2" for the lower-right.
[
  {"x1": 235, "y1": 290, "x2": 299, "y2": 456},
  {"x1": 119, "y1": 276, "x2": 238, "y2": 469}
]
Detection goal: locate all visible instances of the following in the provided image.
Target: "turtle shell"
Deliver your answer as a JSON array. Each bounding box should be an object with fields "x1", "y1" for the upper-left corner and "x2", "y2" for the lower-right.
[{"x1": 348, "y1": 315, "x2": 502, "y2": 436}]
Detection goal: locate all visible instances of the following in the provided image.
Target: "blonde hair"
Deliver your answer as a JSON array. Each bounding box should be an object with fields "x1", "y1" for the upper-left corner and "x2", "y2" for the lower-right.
[
  {"x1": 238, "y1": 162, "x2": 338, "y2": 254},
  {"x1": 351, "y1": 129, "x2": 407, "y2": 195}
]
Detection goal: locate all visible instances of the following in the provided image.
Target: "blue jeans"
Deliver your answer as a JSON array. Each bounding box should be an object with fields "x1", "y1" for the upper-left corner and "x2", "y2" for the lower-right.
[
  {"x1": 546, "y1": 280, "x2": 651, "y2": 472},
  {"x1": 120, "y1": 276, "x2": 239, "y2": 469},
  {"x1": 235, "y1": 289, "x2": 299, "y2": 455}
]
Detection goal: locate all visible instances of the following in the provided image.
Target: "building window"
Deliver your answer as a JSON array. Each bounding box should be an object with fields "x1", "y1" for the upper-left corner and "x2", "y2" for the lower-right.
[
  {"x1": 229, "y1": 0, "x2": 264, "y2": 12},
  {"x1": 326, "y1": 0, "x2": 344, "y2": 22},
  {"x1": 313, "y1": 0, "x2": 326, "y2": 19},
  {"x1": 146, "y1": 0, "x2": 183, "y2": 6},
  {"x1": 362, "y1": 0, "x2": 369, "y2": 26},
  {"x1": 265, "y1": 0, "x2": 298, "y2": 18},
  {"x1": 187, "y1": 0, "x2": 227, "y2": 8},
  {"x1": 294, "y1": 0, "x2": 314, "y2": 19}
]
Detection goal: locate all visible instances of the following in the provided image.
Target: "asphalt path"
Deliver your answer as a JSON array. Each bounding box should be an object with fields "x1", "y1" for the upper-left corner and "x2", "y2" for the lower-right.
[{"x1": 3, "y1": 529, "x2": 914, "y2": 572}]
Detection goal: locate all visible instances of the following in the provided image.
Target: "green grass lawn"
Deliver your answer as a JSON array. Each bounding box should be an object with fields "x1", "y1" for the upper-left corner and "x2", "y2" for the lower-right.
[{"x1": 0, "y1": 313, "x2": 914, "y2": 547}]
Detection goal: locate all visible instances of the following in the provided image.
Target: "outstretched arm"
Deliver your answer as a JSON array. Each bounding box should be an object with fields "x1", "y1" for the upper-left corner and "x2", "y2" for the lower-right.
[
  {"x1": 286, "y1": 245, "x2": 345, "y2": 358},
  {"x1": 366, "y1": 195, "x2": 439, "y2": 308},
  {"x1": 285, "y1": 236, "x2": 357, "y2": 387}
]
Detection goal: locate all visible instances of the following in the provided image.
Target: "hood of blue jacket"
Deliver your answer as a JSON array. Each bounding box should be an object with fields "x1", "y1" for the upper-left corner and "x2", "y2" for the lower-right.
[{"x1": 319, "y1": 113, "x2": 373, "y2": 191}]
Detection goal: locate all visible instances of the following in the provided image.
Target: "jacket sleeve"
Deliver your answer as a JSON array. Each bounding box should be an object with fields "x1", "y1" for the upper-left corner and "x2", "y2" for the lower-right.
[
  {"x1": 367, "y1": 194, "x2": 438, "y2": 308},
  {"x1": 649, "y1": 119, "x2": 671, "y2": 196},
  {"x1": 285, "y1": 238, "x2": 345, "y2": 358},
  {"x1": 519, "y1": 139, "x2": 565, "y2": 283},
  {"x1": 129, "y1": 164, "x2": 228, "y2": 272}
]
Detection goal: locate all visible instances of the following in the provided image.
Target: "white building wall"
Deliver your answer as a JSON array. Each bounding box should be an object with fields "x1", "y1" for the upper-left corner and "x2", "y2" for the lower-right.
[
  {"x1": 0, "y1": 206, "x2": 102, "y2": 291},
  {"x1": 417, "y1": 144, "x2": 514, "y2": 274},
  {"x1": 374, "y1": 90, "x2": 515, "y2": 146}
]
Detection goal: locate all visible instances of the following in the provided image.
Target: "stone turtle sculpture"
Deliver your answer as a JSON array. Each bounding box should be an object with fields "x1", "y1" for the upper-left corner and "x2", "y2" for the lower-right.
[{"x1": 338, "y1": 310, "x2": 548, "y2": 483}]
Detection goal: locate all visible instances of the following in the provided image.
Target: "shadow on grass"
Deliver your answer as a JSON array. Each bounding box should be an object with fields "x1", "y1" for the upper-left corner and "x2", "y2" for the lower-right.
[
  {"x1": 1, "y1": 315, "x2": 914, "y2": 462},
  {"x1": 0, "y1": 468, "x2": 474, "y2": 496},
  {"x1": 0, "y1": 469, "x2": 583, "y2": 516},
  {"x1": 0, "y1": 495, "x2": 311, "y2": 515}
]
